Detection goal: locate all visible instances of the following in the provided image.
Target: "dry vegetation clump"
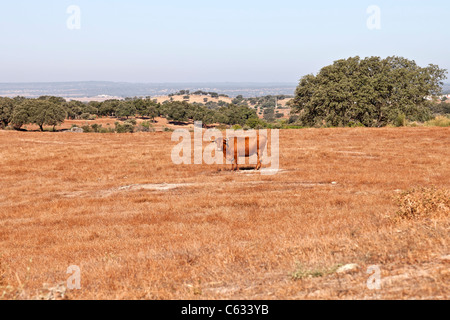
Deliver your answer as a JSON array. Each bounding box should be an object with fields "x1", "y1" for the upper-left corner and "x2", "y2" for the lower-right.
[
  {"x1": 425, "y1": 116, "x2": 450, "y2": 127},
  {"x1": 291, "y1": 263, "x2": 342, "y2": 280},
  {"x1": 395, "y1": 187, "x2": 450, "y2": 220}
]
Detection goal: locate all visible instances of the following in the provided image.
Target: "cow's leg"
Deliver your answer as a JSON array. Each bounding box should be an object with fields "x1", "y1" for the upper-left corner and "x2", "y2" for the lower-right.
[
  {"x1": 255, "y1": 150, "x2": 262, "y2": 170},
  {"x1": 234, "y1": 141, "x2": 239, "y2": 171},
  {"x1": 255, "y1": 135, "x2": 262, "y2": 170}
]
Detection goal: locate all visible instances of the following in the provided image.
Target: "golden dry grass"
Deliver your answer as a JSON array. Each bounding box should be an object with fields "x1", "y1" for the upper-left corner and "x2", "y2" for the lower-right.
[{"x1": 0, "y1": 127, "x2": 449, "y2": 300}]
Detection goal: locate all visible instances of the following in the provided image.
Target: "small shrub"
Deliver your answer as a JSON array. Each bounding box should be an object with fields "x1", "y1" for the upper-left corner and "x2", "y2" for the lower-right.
[
  {"x1": 81, "y1": 125, "x2": 93, "y2": 133},
  {"x1": 291, "y1": 264, "x2": 341, "y2": 280},
  {"x1": 394, "y1": 113, "x2": 406, "y2": 127},
  {"x1": 91, "y1": 124, "x2": 102, "y2": 133},
  {"x1": 231, "y1": 124, "x2": 242, "y2": 130},
  {"x1": 115, "y1": 122, "x2": 135, "y2": 133},
  {"x1": 395, "y1": 187, "x2": 450, "y2": 220},
  {"x1": 80, "y1": 113, "x2": 92, "y2": 120},
  {"x1": 272, "y1": 122, "x2": 282, "y2": 129},
  {"x1": 215, "y1": 124, "x2": 228, "y2": 130},
  {"x1": 348, "y1": 121, "x2": 365, "y2": 128},
  {"x1": 125, "y1": 119, "x2": 137, "y2": 126},
  {"x1": 136, "y1": 121, "x2": 155, "y2": 132}
]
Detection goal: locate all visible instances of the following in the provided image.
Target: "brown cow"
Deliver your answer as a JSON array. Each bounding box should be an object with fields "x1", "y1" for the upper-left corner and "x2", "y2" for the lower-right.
[{"x1": 213, "y1": 133, "x2": 267, "y2": 171}]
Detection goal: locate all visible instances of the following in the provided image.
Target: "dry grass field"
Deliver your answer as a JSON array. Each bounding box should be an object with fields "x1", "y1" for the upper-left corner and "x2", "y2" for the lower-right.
[
  {"x1": 22, "y1": 117, "x2": 197, "y2": 132},
  {"x1": 0, "y1": 127, "x2": 449, "y2": 300}
]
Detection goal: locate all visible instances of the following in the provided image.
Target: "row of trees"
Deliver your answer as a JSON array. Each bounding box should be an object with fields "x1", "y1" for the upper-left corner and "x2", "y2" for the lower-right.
[
  {"x1": 168, "y1": 90, "x2": 228, "y2": 98},
  {"x1": 1, "y1": 96, "x2": 67, "y2": 131},
  {"x1": 0, "y1": 96, "x2": 263, "y2": 130},
  {"x1": 163, "y1": 101, "x2": 259, "y2": 127},
  {"x1": 289, "y1": 56, "x2": 448, "y2": 127}
]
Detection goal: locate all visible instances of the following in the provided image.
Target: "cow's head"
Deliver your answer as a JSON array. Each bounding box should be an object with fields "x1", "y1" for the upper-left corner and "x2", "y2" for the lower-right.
[{"x1": 212, "y1": 137, "x2": 228, "y2": 151}]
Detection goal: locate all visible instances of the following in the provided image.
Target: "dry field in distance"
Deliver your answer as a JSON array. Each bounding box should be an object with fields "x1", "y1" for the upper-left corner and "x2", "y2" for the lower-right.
[
  {"x1": 22, "y1": 117, "x2": 196, "y2": 132},
  {"x1": 0, "y1": 127, "x2": 449, "y2": 300}
]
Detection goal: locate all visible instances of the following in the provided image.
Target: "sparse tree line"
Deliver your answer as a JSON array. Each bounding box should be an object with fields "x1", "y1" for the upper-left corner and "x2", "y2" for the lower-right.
[
  {"x1": 0, "y1": 95, "x2": 276, "y2": 131},
  {"x1": 168, "y1": 90, "x2": 229, "y2": 99}
]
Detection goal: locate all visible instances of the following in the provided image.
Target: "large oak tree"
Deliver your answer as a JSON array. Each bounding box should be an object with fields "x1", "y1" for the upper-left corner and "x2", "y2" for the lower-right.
[{"x1": 289, "y1": 56, "x2": 447, "y2": 127}]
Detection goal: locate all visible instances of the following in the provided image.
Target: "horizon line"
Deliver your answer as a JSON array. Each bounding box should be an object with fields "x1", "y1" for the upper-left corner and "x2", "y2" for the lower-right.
[{"x1": 0, "y1": 81, "x2": 299, "y2": 85}]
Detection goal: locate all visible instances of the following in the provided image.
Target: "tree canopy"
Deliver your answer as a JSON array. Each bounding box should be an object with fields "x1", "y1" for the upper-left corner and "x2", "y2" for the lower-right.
[
  {"x1": 289, "y1": 56, "x2": 448, "y2": 127},
  {"x1": 11, "y1": 99, "x2": 67, "y2": 131},
  {"x1": 0, "y1": 97, "x2": 15, "y2": 129}
]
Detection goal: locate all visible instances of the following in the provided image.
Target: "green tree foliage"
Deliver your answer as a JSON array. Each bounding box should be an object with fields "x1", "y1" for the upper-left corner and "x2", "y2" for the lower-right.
[
  {"x1": 45, "y1": 103, "x2": 68, "y2": 130},
  {"x1": 12, "y1": 99, "x2": 66, "y2": 130},
  {"x1": 82, "y1": 103, "x2": 99, "y2": 116},
  {"x1": 163, "y1": 101, "x2": 191, "y2": 123},
  {"x1": 11, "y1": 103, "x2": 32, "y2": 129},
  {"x1": 115, "y1": 121, "x2": 135, "y2": 133},
  {"x1": 65, "y1": 100, "x2": 84, "y2": 119},
  {"x1": 146, "y1": 103, "x2": 159, "y2": 122},
  {"x1": 263, "y1": 108, "x2": 275, "y2": 122},
  {"x1": 38, "y1": 96, "x2": 66, "y2": 104},
  {"x1": 232, "y1": 95, "x2": 246, "y2": 105},
  {"x1": 245, "y1": 117, "x2": 266, "y2": 129},
  {"x1": 430, "y1": 102, "x2": 450, "y2": 115},
  {"x1": 1, "y1": 95, "x2": 268, "y2": 132},
  {"x1": 99, "y1": 100, "x2": 120, "y2": 117},
  {"x1": 290, "y1": 56, "x2": 448, "y2": 127},
  {"x1": 218, "y1": 104, "x2": 258, "y2": 126},
  {"x1": 0, "y1": 97, "x2": 15, "y2": 128},
  {"x1": 132, "y1": 98, "x2": 147, "y2": 117},
  {"x1": 116, "y1": 101, "x2": 136, "y2": 119}
]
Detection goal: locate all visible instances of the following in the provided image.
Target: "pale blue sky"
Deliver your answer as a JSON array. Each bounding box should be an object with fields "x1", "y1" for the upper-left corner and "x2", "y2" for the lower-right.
[{"x1": 0, "y1": 0, "x2": 449, "y2": 83}]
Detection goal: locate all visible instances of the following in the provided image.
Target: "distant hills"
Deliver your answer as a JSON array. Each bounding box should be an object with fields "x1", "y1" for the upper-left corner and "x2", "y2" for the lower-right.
[
  {"x1": 0, "y1": 81, "x2": 297, "y2": 99},
  {"x1": 443, "y1": 83, "x2": 450, "y2": 94},
  {"x1": 0, "y1": 81, "x2": 448, "y2": 99}
]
